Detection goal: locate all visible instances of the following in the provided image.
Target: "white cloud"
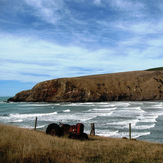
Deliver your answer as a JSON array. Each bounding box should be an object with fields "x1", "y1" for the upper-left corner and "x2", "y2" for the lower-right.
[
  {"x1": 111, "y1": 0, "x2": 145, "y2": 11},
  {"x1": 147, "y1": 38, "x2": 163, "y2": 47},
  {"x1": 1, "y1": 30, "x2": 163, "y2": 84},
  {"x1": 0, "y1": 32, "x2": 112, "y2": 82},
  {"x1": 115, "y1": 20, "x2": 163, "y2": 35},
  {"x1": 24, "y1": 0, "x2": 65, "y2": 24},
  {"x1": 94, "y1": 0, "x2": 102, "y2": 5},
  {"x1": 1, "y1": 0, "x2": 163, "y2": 84}
]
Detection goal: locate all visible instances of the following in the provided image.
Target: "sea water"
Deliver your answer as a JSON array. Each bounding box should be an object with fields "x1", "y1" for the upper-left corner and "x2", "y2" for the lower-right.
[{"x1": 0, "y1": 97, "x2": 163, "y2": 143}]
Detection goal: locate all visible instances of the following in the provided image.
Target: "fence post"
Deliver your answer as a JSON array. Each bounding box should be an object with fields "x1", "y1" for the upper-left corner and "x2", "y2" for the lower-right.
[
  {"x1": 129, "y1": 123, "x2": 131, "y2": 140},
  {"x1": 34, "y1": 117, "x2": 37, "y2": 130},
  {"x1": 90, "y1": 123, "x2": 95, "y2": 136}
]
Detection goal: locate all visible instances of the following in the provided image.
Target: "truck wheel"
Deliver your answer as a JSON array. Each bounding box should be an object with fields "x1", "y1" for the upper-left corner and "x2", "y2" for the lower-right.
[
  {"x1": 46, "y1": 123, "x2": 63, "y2": 137},
  {"x1": 68, "y1": 133, "x2": 79, "y2": 139},
  {"x1": 81, "y1": 133, "x2": 88, "y2": 140}
]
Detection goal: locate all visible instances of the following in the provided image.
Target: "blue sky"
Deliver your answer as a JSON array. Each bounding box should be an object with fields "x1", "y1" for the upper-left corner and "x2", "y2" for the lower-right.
[{"x1": 0, "y1": 0, "x2": 163, "y2": 96}]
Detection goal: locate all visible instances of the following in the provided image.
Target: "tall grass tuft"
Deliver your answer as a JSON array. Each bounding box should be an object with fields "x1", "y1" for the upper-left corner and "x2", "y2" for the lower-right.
[{"x1": 0, "y1": 124, "x2": 163, "y2": 162}]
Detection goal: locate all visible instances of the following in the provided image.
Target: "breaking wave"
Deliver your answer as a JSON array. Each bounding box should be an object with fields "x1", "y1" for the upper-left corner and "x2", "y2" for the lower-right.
[{"x1": 0, "y1": 100, "x2": 163, "y2": 143}]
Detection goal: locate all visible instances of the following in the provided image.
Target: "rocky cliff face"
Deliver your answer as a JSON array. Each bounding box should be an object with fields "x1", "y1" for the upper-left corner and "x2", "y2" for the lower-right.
[{"x1": 8, "y1": 70, "x2": 163, "y2": 102}]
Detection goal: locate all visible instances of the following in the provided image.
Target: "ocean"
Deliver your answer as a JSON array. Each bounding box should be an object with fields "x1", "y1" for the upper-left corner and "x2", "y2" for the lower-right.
[{"x1": 0, "y1": 97, "x2": 163, "y2": 143}]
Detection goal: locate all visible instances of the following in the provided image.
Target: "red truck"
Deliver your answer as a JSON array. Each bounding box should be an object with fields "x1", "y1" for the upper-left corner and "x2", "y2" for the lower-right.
[{"x1": 46, "y1": 122, "x2": 88, "y2": 140}]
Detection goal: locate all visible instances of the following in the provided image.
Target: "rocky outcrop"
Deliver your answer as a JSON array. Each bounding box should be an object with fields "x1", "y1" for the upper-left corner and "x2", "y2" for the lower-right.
[{"x1": 8, "y1": 70, "x2": 163, "y2": 102}]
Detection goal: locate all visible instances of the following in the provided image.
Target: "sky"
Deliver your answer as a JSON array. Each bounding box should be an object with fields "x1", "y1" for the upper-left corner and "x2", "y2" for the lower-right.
[{"x1": 0, "y1": 0, "x2": 163, "y2": 96}]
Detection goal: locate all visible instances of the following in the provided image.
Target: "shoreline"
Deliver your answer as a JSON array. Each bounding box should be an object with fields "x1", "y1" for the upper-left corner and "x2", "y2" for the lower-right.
[{"x1": 4, "y1": 98, "x2": 163, "y2": 103}]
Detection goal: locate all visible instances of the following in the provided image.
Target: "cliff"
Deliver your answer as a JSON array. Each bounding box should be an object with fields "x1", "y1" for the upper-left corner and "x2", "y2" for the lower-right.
[{"x1": 8, "y1": 70, "x2": 163, "y2": 102}]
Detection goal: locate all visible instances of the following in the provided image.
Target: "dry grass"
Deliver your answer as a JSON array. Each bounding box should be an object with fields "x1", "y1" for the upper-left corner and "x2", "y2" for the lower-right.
[{"x1": 0, "y1": 124, "x2": 163, "y2": 163}]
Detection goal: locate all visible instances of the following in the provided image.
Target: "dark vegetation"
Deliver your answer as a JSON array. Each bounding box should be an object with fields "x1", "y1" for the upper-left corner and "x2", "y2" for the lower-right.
[{"x1": 146, "y1": 67, "x2": 163, "y2": 71}]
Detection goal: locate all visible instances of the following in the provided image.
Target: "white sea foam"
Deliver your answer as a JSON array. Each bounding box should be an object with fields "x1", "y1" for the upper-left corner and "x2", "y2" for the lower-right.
[
  {"x1": 132, "y1": 132, "x2": 151, "y2": 138},
  {"x1": 87, "y1": 111, "x2": 113, "y2": 117},
  {"x1": 122, "y1": 106, "x2": 145, "y2": 113},
  {"x1": 91, "y1": 107, "x2": 117, "y2": 111},
  {"x1": 96, "y1": 130, "x2": 118, "y2": 137},
  {"x1": 1, "y1": 101, "x2": 163, "y2": 142},
  {"x1": 110, "y1": 109, "x2": 144, "y2": 118},
  {"x1": 140, "y1": 118, "x2": 157, "y2": 123},
  {"x1": 152, "y1": 102, "x2": 163, "y2": 107},
  {"x1": 107, "y1": 119, "x2": 139, "y2": 128},
  {"x1": 49, "y1": 110, "x2": 113, "y2": 122},
  {"x1": 80, "y1": 102, "x2": 94, "y2": 105},
  {"x1": 88, "y1": 107, "x2": 117, "y2": 112},
  {"x1": 138, "y1": 114, "x2": 158, "y2": 123},
  {"x1": 80, "y1": 116, "x2": 97, "y2": 122},
  {"x1": 39, "y1": 112, "x2": 98, "y2": 122},
  {"x1": 112, "y1": 131, "x2": 151, "y2": 139},
  {"x1": 114, "y1": 102, "x2": 131, "y2": 107},
  {"x1": 19, "y1": 103, "x2": 55, "y2": 107},
  {"x1": 98, "y1": 111, "x2": 113, "y2": 117},
  {"x1": 20, "y1": 125, "x2": 34, "y2": 129},
  {"x1": 93, "y1": 102, "x2": 110, "y2": 105},
  {"x1": 19, "y1": 124, "x2": 45, "y2": 129},
  {"x1": 10, "y1": 119, "x2": 23, "y2": 123},
  {"x1": 63, "y1": 103, "x2": 78, "y2": 106},
  {"x1": 97, "y1": 104, "x2": 116, "y2": 107},
  {"x1": 95, "y1": 130, "x2": 150, "y2": 138},
  {"x1": 129, "y1": 102, "x2": 144, "y2": 105},
  {"x1": 63, "y1": 102, "x2": 95, "y2": 107},
  {"x1": 36, "y1": 125, "x2": 46, "y2": 129},
  {"x1": 134, "y1": 124, "x2": 155, "y2": 130},
  {"x1": 0, "y1": 101, "x2": 6, "y2": 104},
  {"x1": 63, "y1": 109, "x2": 70, "y2": 112},
  {"x1": 9, "y1": 112, "x2": 58, "y2": 119}
]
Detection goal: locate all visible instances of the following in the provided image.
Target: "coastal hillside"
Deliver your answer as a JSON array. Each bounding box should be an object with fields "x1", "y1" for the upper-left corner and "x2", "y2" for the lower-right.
[{"x1": 8, "y1": 70, "x2": 163, "y2": 102}]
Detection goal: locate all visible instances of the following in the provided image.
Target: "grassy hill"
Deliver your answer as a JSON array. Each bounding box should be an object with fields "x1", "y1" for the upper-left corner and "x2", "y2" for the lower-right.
[
  {"x1": 1, "y1": 124, "x2": 163, "y2": 163},
  {"x1": 8, "y1": 70, "x2": 163, "y2": 102},
  {"x1": 146, "y1": 67, "x2": 163, "y2": 71}
]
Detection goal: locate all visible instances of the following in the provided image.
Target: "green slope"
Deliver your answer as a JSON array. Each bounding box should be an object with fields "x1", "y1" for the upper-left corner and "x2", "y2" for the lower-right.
[{"x1": 146, "y1": 67, "x2": 163, "y2": 71}]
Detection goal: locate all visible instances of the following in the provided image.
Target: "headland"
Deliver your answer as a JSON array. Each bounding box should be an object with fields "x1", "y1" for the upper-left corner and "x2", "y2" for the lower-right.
[{"x1": 8, "y1": 69, "x2": 163, "y2": 102}]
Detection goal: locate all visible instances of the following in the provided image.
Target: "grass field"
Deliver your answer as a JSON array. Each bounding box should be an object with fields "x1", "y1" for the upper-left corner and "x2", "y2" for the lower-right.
[
  {"x1": 0, "y1": 124, "x2": 163, "y2": 163},
  {"x1": 146, "y1": 67, "x2": 163, "y2": 71}
]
